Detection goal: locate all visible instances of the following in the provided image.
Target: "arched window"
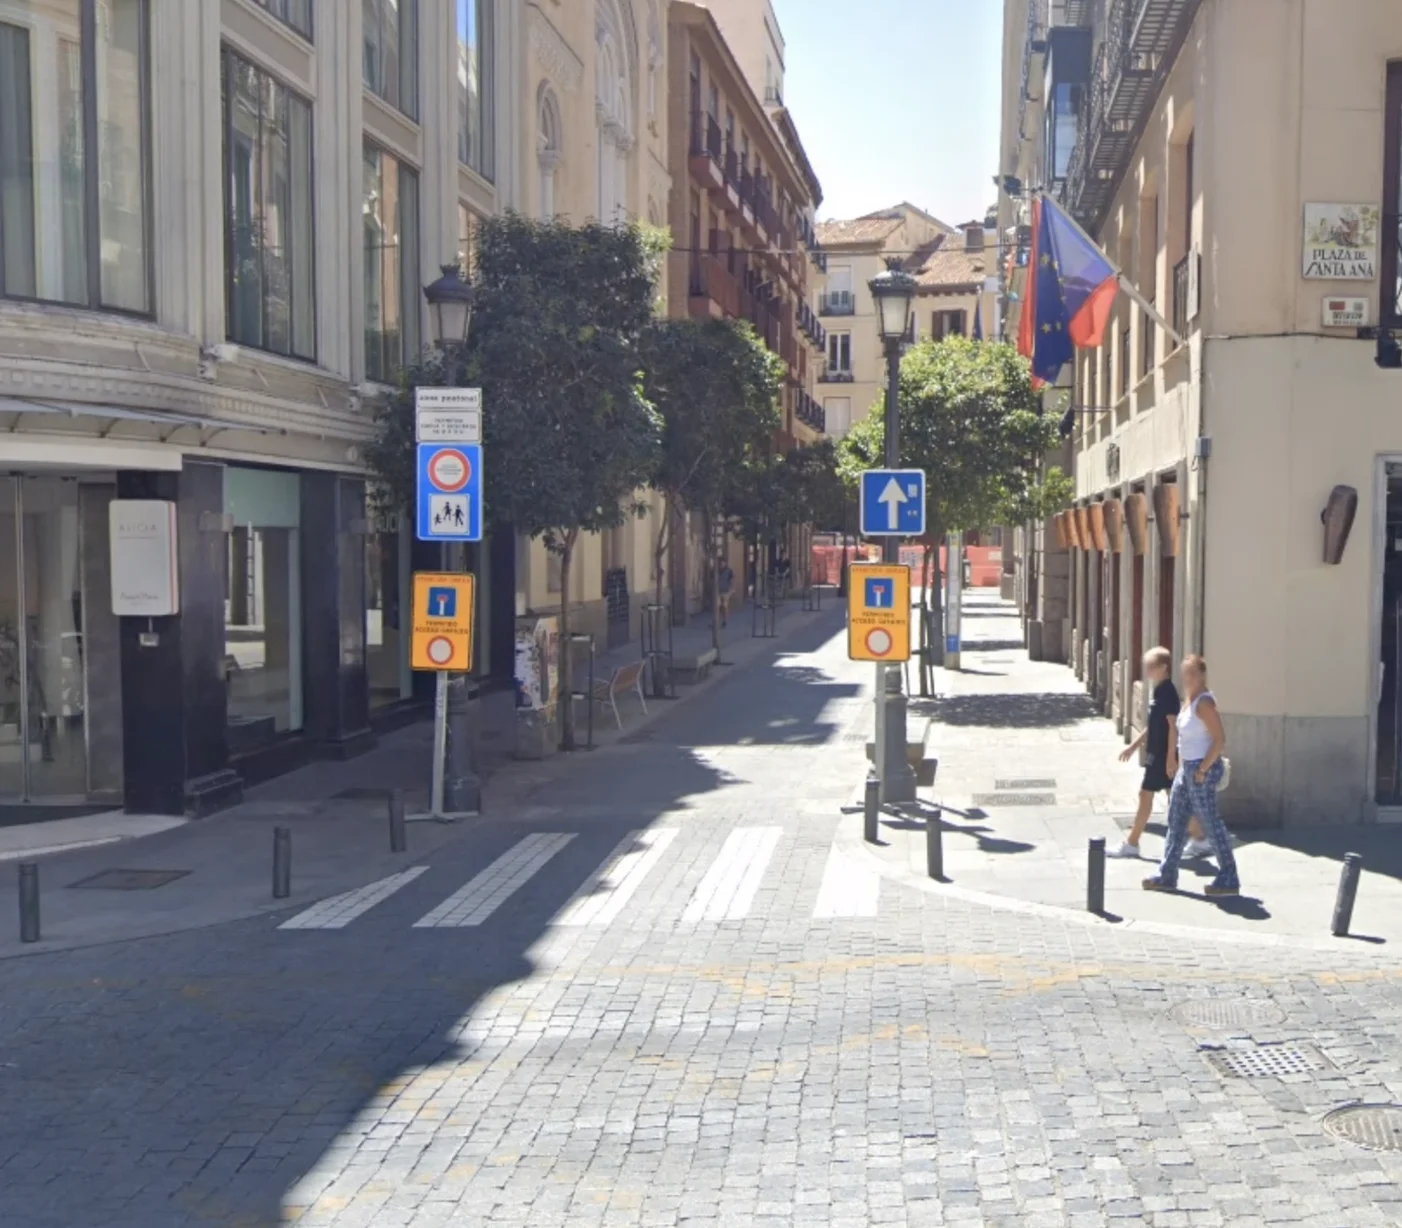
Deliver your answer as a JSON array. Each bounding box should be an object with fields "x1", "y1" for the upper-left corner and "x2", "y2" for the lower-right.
[
  {"x1": 538, "y1": 84, "x2": 561, "y2": 221},
  {"x1": 595, "y1": 0, "x2": 635, "y2": 224}
]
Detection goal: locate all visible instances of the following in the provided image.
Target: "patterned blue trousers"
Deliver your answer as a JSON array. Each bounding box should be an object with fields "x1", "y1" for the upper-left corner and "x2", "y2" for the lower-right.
[{"x1": 1154, "y1": 759, "x2": 1239, "y2": 891}]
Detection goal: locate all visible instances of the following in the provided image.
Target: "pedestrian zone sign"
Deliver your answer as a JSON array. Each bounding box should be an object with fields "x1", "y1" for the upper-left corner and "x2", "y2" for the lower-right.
[
  {"x1": 416, "y1": 443, "x2": 482, "y2": 542},
  {"x1": 847, "y1": 563, "x2": 911, "y2": 662},
  {"x1": 411, "y1": 572, "x2": 475, "y2": 671}
]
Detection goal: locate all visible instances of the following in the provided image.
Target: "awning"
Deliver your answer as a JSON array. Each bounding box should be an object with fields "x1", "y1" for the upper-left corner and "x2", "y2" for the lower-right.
[{"x1": 0, "y1": 397, "x2": 272, "y2": 443}]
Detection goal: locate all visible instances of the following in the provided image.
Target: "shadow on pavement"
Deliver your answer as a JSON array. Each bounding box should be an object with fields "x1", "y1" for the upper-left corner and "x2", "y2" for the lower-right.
[
  {"x1": 959, "y1": 639, "x2": 1027, "y2": 654},
  {"x1": 0, "y1": 623, "x2": 835, "y2": 1227},
  {"x1": 914, "y1": 691, "x2": 1103, "y2": 729}
]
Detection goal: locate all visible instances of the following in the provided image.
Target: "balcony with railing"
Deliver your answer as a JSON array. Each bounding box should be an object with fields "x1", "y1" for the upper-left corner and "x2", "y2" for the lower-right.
[
  {"x1": 689, "y1": 113, "x2": 725, "y2": 192},
  {"x1": 819, "y1": 290, "x2": 854, "y2": 316},
  {"x1": 1061, "y1": 0, "x2": 1201, "y2": 230},
  {"x1": 796, "y1": 390, "x2": 826, "y2": 434},
  {"x1": 818, "y1": 367, "x2": 854, "y2": 384}
]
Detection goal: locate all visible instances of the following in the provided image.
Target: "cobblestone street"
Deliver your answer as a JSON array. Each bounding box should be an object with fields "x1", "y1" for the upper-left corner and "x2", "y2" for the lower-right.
[{"x1": 4, "y1": 611, "x2": 1402, "y2": 1227}]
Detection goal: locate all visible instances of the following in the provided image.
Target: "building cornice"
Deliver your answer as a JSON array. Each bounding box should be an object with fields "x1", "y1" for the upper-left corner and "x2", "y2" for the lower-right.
[{"x1": 528, "y1": 4, "x2": 583, "y2": 94}]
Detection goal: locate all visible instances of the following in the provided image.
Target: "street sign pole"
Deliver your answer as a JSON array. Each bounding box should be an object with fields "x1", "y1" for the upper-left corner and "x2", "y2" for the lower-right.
[
  {"x1": 878, "y1": 339, "x2": 917, "y2": 805},
  {"x1": 430, "y1": 671, "x2": 449, "y2": 817},
  {"x1": 947, "y1": 530, "x2": 963, "y2": 671}
]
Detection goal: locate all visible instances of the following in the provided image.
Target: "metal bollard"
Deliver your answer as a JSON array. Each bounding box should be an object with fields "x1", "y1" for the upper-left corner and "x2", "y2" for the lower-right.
[
  {"x1": 272, "y1": 827, "x2": 292, "y2": 899},
  {"x1": 18, "y1": 862, "x2": 39, "y2": 944},
  {"x1": 1087, "y1": 836, "x2": 1106, "y2": 915},
  {"x1": 925, "y1": 808, "x2": 944, "y2": 881},
  {"x1": 863, "y1": 776, "x2": 881, "y2": 844},
  {"x1": 1331, "y1": 852, "x2": 1363, "y2": 937},
  {"x1": 388, "y1": 788, "x2": 407, "y2": 853}
]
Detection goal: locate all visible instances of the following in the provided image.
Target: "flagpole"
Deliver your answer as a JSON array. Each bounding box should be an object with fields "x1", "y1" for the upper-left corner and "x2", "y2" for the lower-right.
[{"x1": 1035, "y1": 191, "x2": 1186, "y2": 348}]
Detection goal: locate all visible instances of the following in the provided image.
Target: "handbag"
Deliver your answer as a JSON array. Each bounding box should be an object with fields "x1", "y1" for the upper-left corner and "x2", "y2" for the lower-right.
[{"x1": 1216, "y1": 757, "x2": 1231, "y2": 792}]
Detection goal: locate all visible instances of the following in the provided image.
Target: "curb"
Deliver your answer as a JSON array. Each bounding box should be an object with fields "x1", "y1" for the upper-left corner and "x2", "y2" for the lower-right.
[{"x1": 835, "y1": 792, "x2": 1402, "y2": 957}]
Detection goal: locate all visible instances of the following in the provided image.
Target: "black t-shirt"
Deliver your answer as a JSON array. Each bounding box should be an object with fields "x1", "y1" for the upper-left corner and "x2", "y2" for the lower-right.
[{"x1": 1145, "y1": 679, "x2": 1181, "y2": 763}]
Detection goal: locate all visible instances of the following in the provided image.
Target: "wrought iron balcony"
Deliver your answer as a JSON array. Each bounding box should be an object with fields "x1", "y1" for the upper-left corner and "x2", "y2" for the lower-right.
[
  {"x1": 1172, "y1": 253, "x2": 1191, "y2": 343},
  {"x1": 796, "y1": 391, "x2": 826, "y2": 434},
  {"x1": 818, "y1": 369, "x2": 854, "y2": 384},
  {"x1": 1061, "y1": 0, "x2": 1202, "y2": 230}
]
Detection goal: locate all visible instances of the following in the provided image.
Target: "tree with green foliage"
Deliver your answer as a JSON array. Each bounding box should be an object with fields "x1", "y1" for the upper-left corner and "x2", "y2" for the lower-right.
[
  {"x1": 837, "y1": 336, "x2": 1070, "y2": 657},
  {"x1": 639, "y1": 317, "x2": 781, "y2": 650},
  {"x1": 365, "y1": 213, "x2": 663, "y2": 749}
]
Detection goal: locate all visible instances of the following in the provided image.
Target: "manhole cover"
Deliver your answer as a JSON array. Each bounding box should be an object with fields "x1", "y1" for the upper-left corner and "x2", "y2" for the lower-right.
[
  {"x1": 68, "y1": 869, "x2": 190, "y2": 891},
  {"x1": 994, "y1": 778, "x2": 1056, "y2": 790},
  {"x1": 1323, "y1": 1105, "x2": 1402, "y2": 1152},
  {"x1": 970, "y1": 792, "x2": 1055, "y2": 806},
  {"x1": 1172, "y1": 999, "x2": 1286, "y2": 1029},
  {"x1": 1202, "y1": 1043, "x2": 1330, "y2": 1079}
]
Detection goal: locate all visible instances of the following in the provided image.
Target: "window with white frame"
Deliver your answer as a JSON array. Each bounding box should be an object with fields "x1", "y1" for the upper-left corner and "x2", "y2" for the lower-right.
[
  {"x1": 827, "y1": 332, "x2": 851, "y2": 373},
  {"x1": 252, "y1": 0, "x2": 311, "y2": 38},
  {"x1": 362, "y1": 142, "x2": 420, "y2": 382},
  {"x1": 364, "y1": 0, "x2": 418, "y2": 120},
  {"x1": 457, "y1": 0, "x2": 493, "y2": 179},
  {"x1": 0, "y1": 0, "x2": 152, "y2": 312}
]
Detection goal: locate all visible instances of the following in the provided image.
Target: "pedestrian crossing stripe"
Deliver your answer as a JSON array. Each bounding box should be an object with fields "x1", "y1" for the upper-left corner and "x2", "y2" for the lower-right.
[
  {"x1": 554, "y1": 828, "x2": 678, "y2": 927},
  {"x1": 413, "y1": 832, "x2": 575, "y2": 928},
  {"x1": 278, "y1": 826, "x2": 885, "y2": 934}
]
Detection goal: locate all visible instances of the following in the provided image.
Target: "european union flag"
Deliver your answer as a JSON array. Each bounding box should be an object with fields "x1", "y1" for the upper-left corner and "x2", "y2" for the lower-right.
[{"x1": 1017, "y1": 195, "x2": 1119, "y2": 386}]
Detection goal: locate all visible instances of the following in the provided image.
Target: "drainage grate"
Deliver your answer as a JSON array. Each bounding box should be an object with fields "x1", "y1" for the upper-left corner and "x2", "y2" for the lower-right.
[
  {"x1": 970, "y1": 792, "x2": 1055, "y2": 806},
  {"x1": 1172, "y1": 999, "x2": 1286, "y2": 1029},
  {"x1": 68, "y1": 869, "x2": 191, "y2": 891},
  {"x1": 1322, "y1": 1105, "x2": 1402, "y2": 1152},
  {"x1": 994, "y1": 778, "x2": 1056, "y2": 790},
  {"x1": 1202, "y1": 1043, "x2": 1330, "y2": 1079}
]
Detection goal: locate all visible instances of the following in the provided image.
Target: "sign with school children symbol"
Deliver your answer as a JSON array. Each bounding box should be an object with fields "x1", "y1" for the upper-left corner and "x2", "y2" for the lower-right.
[
  {"x1": 859, "y1": 468, "x2": 925, "y2": 537},
  {"x1": 847, "y1": 563, "x2": 911, "y2": 662},
  {"x1": 411, "y1": 572, "x2": 475, "y2": 671},
  {"x1": 416, "y1": 443, "x2": 482, "y2": 542}
]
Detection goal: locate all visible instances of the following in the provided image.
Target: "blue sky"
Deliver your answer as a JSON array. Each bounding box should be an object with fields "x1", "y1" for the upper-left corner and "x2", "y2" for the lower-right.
[{"x1": 772, "y1": 0, "x2": 1003, "y2": 226}]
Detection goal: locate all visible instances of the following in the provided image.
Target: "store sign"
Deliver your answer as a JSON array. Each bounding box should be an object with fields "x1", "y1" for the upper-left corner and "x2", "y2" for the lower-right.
[
  {"x1": 1303, "y1": 203, "x2": 1380, "y2": 280},
  {"x1": 110, "y1": 500, "x2": 179, "y2": 616},
  {"x1": 1323, "y1": 296, "x2": 1369, "y2": 328}
]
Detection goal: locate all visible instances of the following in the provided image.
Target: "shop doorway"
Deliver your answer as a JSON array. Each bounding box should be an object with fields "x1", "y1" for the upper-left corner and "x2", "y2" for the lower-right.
[
  {"x1": 1375, "y1": 469, "x2": 1402, "y2": 805},
  {"x1": 0, "y1": 475, "x2": 120, "y2": 806}
]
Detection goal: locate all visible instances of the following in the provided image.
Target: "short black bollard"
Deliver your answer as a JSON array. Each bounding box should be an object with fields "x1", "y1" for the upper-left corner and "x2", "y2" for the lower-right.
[
  {"x1": 272, "y1": 827, "x2": 292, "y2": 899},
  {"x1": 1087, "y1": 837, "x2": 1106, "y2": 915},
  {"x1": 388, "y1": 789, "x2": 407, "y2": 853},
  {"x1": 18, "y1": 862, "x2": 39, "y2": 944},
  {"x1": 863, "y1": 776, "x2": 880, "y2": 844},
  {"x1": 1331, "y1": 852, "x2": 1364, "y2": 938},
  {"x1": 925, "y1": 808, "x2": 944, "y2": 881}
]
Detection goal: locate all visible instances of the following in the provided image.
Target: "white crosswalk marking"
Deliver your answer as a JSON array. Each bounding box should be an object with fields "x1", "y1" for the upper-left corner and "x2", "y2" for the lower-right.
[
  {"x1": 279, "y1": 866, "x2": 430, "y2": 930},
  {"x1": 413, "y1": 833, "x2": 575, "y2": 928},
  {"x1": 812, "y1": 847, "x2": 879, "y2": 918},
  {"x1": 554, "y1": 828, "x2": 678, "y2": 927},
  {"x1": 681, "y1": 826, "x2": 782, "y2": 922}
]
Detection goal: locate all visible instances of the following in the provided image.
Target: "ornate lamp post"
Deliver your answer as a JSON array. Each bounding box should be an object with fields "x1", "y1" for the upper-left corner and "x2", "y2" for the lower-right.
[
  {"x1": 422, "y1": 263, "x2": 480, "y2": 815},
  {"x1": 866, "y1": 259, "x2": 919, "y2": 804}
]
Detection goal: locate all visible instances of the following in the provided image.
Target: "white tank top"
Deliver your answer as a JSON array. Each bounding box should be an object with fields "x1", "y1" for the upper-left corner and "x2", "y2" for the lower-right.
[{"x1": 1176, "y1": 690, "x2": 1216, "y2": 762}]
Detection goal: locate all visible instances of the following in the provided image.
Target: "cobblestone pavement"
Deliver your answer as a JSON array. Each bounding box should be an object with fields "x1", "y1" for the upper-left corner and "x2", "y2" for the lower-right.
[{"x1": 3, "y1": 613, "x2": 1402, "y2": 1227}]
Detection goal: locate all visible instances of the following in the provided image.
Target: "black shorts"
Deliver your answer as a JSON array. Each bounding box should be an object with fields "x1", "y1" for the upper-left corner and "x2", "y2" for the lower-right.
[{"x1": 1141, "y1": 764, "x2": 1172, "y2": 793}]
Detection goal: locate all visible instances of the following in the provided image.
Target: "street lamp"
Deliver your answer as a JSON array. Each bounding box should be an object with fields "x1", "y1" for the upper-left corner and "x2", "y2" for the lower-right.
[
  {"x1": 423, "y1": 263, "x2": 476, "y2": 351},
  {"x1": 422, "y1": 261, "x2": 481, "y2": 816},
  {"x1": 867, "y1": 258, "x2": 919, "y2": 804}
]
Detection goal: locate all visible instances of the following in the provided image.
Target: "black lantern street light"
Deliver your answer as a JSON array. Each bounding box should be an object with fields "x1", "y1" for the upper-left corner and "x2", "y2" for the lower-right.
[
  {"x1": 866, "y1": 258, "x2": 919, "y2": 804},
  {"x1": 422, "y1": 261, "x2": 481, "y2": 816},
  {"x1": 424, "y1": 263, "x2": 476, "y2": 353}
]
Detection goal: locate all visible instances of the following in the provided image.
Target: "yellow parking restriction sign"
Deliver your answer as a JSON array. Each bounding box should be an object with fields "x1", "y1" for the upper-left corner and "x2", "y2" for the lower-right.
[
  {"x1": 847, "y1": 563, "x2": 911, "y2": 662},
  {"x1": 411, "y1": 572, "x2": 475, "y2": 671}
]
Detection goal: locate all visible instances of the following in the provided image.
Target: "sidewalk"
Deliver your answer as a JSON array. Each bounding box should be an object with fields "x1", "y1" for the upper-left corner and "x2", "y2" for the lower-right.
[
  {"x1": 847, "y1": 590, "x2": 1402, "y2": 950},
  {"x1": 0, "y1": 592, "x2": 836, "y2": 958}
]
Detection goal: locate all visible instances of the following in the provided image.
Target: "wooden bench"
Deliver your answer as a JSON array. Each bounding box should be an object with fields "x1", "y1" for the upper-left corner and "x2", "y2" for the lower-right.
[
  {"x1": 590, "y1": 659, "x2": 649, "y2": 729},
  {"x1": 673, "y1": 647, "x2": 719, "y2": 684}
]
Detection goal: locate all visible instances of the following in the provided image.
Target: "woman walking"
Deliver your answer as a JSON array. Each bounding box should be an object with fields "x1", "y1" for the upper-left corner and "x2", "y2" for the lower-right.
[{"x1": 1143, "y1": 654, "x2": 1240, "y2": 897}]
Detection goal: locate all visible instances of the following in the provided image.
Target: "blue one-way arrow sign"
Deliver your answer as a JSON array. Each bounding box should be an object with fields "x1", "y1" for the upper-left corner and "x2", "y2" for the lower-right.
[{"x1": 860, "y1": 469, "x2": 925, "y2": 537}]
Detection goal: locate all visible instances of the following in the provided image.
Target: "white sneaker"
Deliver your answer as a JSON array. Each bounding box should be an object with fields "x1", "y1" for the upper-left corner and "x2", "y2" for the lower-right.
[
  {"x1": 1184, "y1": 838, "x2": 1215, "y2": 858},
  {"x1": 1106, "y1": 840, "x2": 1142, "y2": 859}
]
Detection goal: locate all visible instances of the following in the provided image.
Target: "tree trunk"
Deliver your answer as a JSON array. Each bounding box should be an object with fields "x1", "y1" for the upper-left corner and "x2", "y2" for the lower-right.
[
  {"x1": 653, "y1": 494, "x2": 671, "y2": 621},
  {"x1": 651, "y1": 496, "x2": 673, "y2": 699},
  {"x1": 709, "y1": 511, "x2": 723, "y2": 656},
  {"x1": 558, "y1": 530, "x2": 578, "y2": 750}
]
